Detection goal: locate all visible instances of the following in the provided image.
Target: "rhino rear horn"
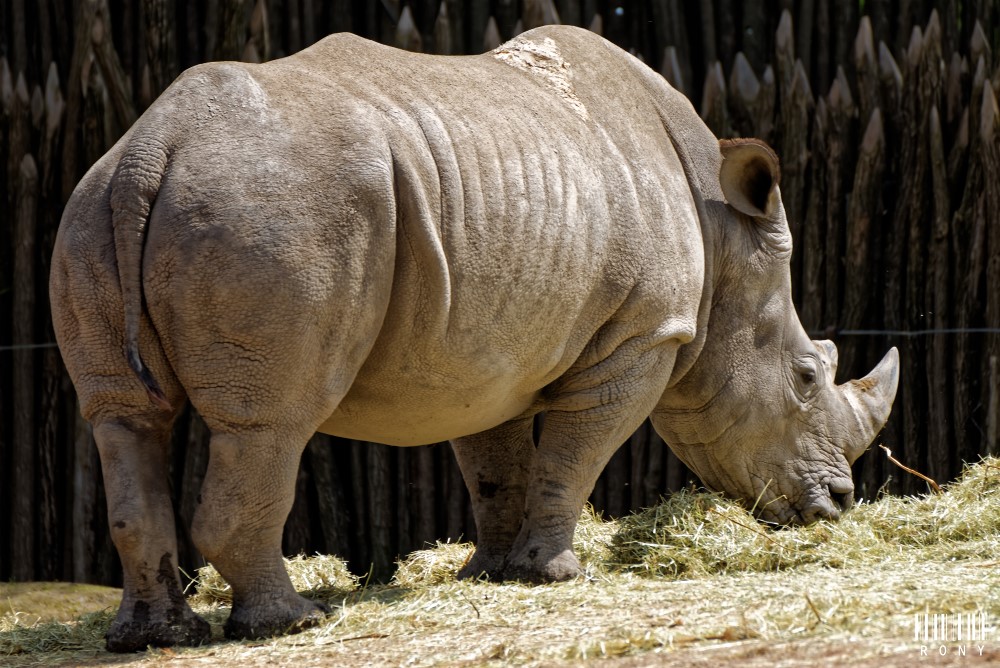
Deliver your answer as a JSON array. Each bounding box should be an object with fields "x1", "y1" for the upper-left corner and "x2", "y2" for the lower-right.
[
  {"x1": 842, "y1": 347, "x2": 900, "y2": 463},
  {"x1": 719, "y1": 138, "x2": 780, "y2": 218}
]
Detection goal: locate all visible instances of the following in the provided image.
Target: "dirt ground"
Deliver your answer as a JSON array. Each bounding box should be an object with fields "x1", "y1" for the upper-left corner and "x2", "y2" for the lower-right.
[{"x1": 4, "y1": 560, "x2": 998, "y2": 668}]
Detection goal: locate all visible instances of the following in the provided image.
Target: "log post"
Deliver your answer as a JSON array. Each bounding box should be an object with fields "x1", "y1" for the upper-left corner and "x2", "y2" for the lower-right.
[
  {"x1": 394, "y1": 448, "x2": 412, "y2": 557},
  {"x1": 91, "y1": 1, "x2": 137, "y2": 134},
  {"x1": 927, "y1": 104, "x2": 952, "y2": 481},
  {"x1": 177, "y1": 410, "x2": 211, "y2": 569},
  {"x1": 283, "y1": 462, "x2": 313, "y2": 556},
  {"x1": 39, "y1": 64, "x2": 64, "y2": 197},
  {"x1": 823, "y1": 67, "x2": 856, "y2": 331},
  {"x1": 801, "y1": 98, "x2": 827, "y2": 331},
  {"x1": 305, "y1": 435, "x2": 351, "y2": 558},
  {"x1": 877, "y1": 41, "x2": 903, "y2": 127},
  {"x1": 444, "y1": 445, "x2": 468, "y2": 542},
  {"x1": 410, "y1": 446, "x2": 437, "y2": 548},
  {"x1": 660, "y1": 46, "x2": 685, "y2": 97},
  {"x1": 700, "y1": 61, "x2": 729, "y2": 138},
  {"x1": 396, "y1": 5, "x2": 422, "y2": 52},
  {"x1": 981, "y1": 82, "x2": 1000, "y2": 458},
  {"x1": 60, "y1": 0, "x2": 100, "y2": 202},
  {"x1": 909, "y1": 12, "x2": 942, "y2": 482},
  {"x1": 841, "y1": 108, "x2": 885, "y2": 377},
  {"x1": 697, "y1": 0, "x2": 716, "y2": 66},
  {"x1": 36, "y1": 348, "x2": 63, "y2": 579},
  {"x1": 348, "y1": 441, "x2": 371, "y2": 573},
  {"x1": 72, "y1": 406, "x2": 100, "y2": 582},
  {"x1": 728, "y1": 52, "x2": 760, "y2": 138},
  {"x1": 434, "y1": 2, "x2": 453, "y2": 55},
  {"x1": 741, "y1": 0, "x2": 767, "y2": 74},
  {"x1": 496, "y1": 0, "x2": 518, "y2": 41},
  {"x1": 215, "y1": 0, "x2": 251, "y2": 61},
  {"x1": 945, "y1": 53, "x2": 966, "y2": 127},
  {"x1": 854, "y1": 16, "x2": 879, "y2": 128},
  {"x1": 783, "y1": 60, "x2": 813, "y2": 297},
  {"x1": 482, "y1": 16, "x2": 502, "y2": 52},
  {"x1": 367, "y1": 443, "x2": 393, "y2": 579},
  {"x1": 522, "y1": 0, "x2": 560, "y2": 30},
  {"x1": 242, "y1": 0, "x2": 270, "y2": 63},
  {"x1": 951, "y1": 76, "x2": 989, "y2": 472},
  {"x1": 143, "y1": 0, "x2": 178, "y2": 99},
  {"x1": 12, "y1": 150, "x2": 39, "y2": 582}
]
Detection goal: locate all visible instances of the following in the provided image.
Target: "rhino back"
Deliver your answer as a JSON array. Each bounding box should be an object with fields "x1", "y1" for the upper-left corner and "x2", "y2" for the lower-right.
[{"x1": 73, "y1": 27, "x2": 704, "y2": 442}]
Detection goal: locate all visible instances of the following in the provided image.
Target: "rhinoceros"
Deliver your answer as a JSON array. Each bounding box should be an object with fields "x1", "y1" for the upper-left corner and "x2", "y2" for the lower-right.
[{"x1": 50, "y1": 25, "x2": 898, "y2": 651}]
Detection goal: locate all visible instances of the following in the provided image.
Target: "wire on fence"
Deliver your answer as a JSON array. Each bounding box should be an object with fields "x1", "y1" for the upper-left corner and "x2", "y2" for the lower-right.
[
  {"x1": 0, "y1": 342, "x2": 60, "y2": 351},
  {"x1": 3, "y1": 328, "x2": 1000, "y2": 353},
  {"x1": 810, "y1": 328, "x2": 1000, "y2": 338}
]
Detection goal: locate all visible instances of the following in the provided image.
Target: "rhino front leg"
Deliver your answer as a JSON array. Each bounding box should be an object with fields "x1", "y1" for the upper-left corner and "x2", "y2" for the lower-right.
[
  {"x1": 503, "y1": 340, "x2": 677, "y2": 583},
  {"x1": 191, "y1": 430, "x2": 327, "y2": 640},
  {"x1": 451, "y1": 417, "x2": 535, "y2": 579},
  {"x1": 94, "y1": 420, "x2": 211, "y2": 652}
]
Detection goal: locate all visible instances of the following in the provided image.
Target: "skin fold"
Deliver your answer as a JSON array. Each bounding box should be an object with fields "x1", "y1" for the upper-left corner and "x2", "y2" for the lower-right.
[{"x1": 50, "y1": 26, "x2": 899, "y2": 652}]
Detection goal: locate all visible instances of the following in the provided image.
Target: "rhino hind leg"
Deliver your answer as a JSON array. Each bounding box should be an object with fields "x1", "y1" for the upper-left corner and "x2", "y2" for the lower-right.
[
  {"x1": 451, "y1": 417, "x2": 536, "y2": 580},
  {"x1": 94, "y1": 421, "x2": 211, "y2": 652},
  {"x1": 191, "y1": 430, "x2": 328, "y2": 640}
]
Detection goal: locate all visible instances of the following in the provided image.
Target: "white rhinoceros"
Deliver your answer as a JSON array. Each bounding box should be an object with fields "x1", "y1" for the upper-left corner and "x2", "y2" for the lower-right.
[{"x1": 50, "y1": 25, "x2": 898, "y2": 651}]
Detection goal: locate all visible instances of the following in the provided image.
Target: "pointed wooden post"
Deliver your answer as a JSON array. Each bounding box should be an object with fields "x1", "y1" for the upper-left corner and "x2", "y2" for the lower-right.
[
  {"x1": 700, "y1": 61, "x2": 729, "y2": 138},
  {"x1": 12, "y1": 147, "x2": 39, "y2": 582},
  {"x1": 482, "y1": 16, "x2": 502, "y2": 52},
  {"x1": 927, "y1": 104, "x2": 952, "y2": 479},
  {"x1": 522, "y1": 0, "x2": 560, "y2": 30},
  {"x1": 801, "y1": 97, "x2": 827, "y2": 331},
  {"x1": 396, "y1": 5, "x2": 423, "y2": 52},
  {"x1": 783, "y1": 60, "x2": 813, "y2": 293},
  {"x1": 981, "y1": 82, "x2": 1000, "y2": 457},
  {"x1": 729, "y1": 52, "x2": 760, "y2": 135},
  {"x1": 435, "y1": 2, "x2": 454, "y2": 55},
  {"x1": 660, "y1": 46, "x2": 685, "y2": 96},
  {"x1": 824, "y1": 67, "x2": 856, "y2": 330},
  {"x1": 854, "y1": 15, "x2": 879, "y2": 128},
  {"x1": 841, "y1": 108, "x2": 884, "y2": 377}
]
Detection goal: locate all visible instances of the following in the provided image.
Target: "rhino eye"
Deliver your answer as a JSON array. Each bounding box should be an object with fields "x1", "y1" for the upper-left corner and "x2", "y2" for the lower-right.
[{"x1": 792, "y1": 359, "x2": 820, "y2": 399}]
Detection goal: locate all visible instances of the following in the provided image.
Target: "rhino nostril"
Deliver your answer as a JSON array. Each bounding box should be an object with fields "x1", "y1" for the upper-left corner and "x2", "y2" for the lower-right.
[{"x1": 829, "y1": 485, "x2": 854, "y2": 512}]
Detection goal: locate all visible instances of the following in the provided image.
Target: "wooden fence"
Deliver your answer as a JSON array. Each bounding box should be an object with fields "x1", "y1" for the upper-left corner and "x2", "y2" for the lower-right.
[{"x1": 1, "y1": 0, "x2": 998, "y2": 585}]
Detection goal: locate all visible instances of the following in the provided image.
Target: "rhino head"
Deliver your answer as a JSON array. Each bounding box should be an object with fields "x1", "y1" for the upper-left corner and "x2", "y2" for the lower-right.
[{"x1": 651, "y1": 138, "x2": 899, "y2": 525}]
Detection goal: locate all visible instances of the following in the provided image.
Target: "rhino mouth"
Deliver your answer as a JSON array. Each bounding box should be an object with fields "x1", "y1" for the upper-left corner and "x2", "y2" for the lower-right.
[{"x1": 750, "y1": 475, "x2": 855, "y2": 526}]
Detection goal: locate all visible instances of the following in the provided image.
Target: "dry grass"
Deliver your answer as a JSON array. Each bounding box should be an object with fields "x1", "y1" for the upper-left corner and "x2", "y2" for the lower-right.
[
  {"x1": 187, "y1": 553, "x2": 359, "y2": 606},
  {"x1": 3, "y1": 457, "x2": 1000, "y2": 666},
  {"x1": 610, "y1": 455, "x2": 1000, "y2": 577}
]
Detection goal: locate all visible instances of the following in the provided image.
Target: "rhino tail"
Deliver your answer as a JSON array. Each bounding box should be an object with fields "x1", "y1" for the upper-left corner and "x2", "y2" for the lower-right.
[{"x1": 110, "y1": 135, "x2": 173, "y2": 411}]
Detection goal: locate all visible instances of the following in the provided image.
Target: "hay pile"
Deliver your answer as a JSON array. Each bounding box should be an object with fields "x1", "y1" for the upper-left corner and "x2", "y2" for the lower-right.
[
  {"x1": 608, "y1": 457, "x2": 1000, "y2": 577},
  {"x1": 188, "y1": 553, "x2": 359, "y2": 605},
  {"x1": 386, "y1": 456, "x2": 1000, "y2": 584},
  {"x1": 0, "y1": 610, "x2": 114, "y2": 657}
]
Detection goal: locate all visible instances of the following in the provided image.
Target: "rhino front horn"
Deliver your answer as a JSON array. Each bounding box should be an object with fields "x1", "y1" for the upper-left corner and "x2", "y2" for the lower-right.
[{"x1": 842, "y1": 347, "x2": 900, "y2": 463}]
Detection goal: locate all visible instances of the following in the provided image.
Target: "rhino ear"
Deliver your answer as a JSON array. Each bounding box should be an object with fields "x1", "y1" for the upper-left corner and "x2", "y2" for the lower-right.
[{"x1": 719, "y1": 138, "x2": 780, "y2": 218}]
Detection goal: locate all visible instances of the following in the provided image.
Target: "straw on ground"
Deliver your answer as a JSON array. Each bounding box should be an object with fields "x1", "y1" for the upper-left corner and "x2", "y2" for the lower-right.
[{"x1": 3, "y1": 458, "x2": 999, "y2": 666}]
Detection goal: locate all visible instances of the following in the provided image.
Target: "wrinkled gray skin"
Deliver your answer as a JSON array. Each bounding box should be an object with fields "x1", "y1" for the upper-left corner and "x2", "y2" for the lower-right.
[{"x1": 50, "y1": 26, "x2": 899, "y2": 652}]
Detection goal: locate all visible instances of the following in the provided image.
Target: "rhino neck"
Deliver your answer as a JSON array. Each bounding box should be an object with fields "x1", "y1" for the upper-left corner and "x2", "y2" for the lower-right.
[
  {"x1": 625, "y1": 60, "x2": 733, "y2": 399},
  {"x1": 652, "y1": 112, "x2": 726, "y2": 394}
]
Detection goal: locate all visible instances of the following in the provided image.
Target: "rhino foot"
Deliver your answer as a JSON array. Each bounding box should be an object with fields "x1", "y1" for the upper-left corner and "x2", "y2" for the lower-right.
[
  {"x1": 456, "y1": 549, "x2": 506, "y2": 581},
  {"x1": 105, "y1": 608, "x2": 211, "y2": 653},
  {"x1": 224, "y1": 595, "x2": 329, "y2": 640},
  {"x1": 502, "y1": 548, "x2": 582, "y2": 584}
]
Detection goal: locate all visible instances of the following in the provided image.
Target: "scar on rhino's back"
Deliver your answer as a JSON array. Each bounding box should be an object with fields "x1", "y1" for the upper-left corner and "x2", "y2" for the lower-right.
[{"x1": 492, "y1": 36, "x2": 589, "y2": 120}]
